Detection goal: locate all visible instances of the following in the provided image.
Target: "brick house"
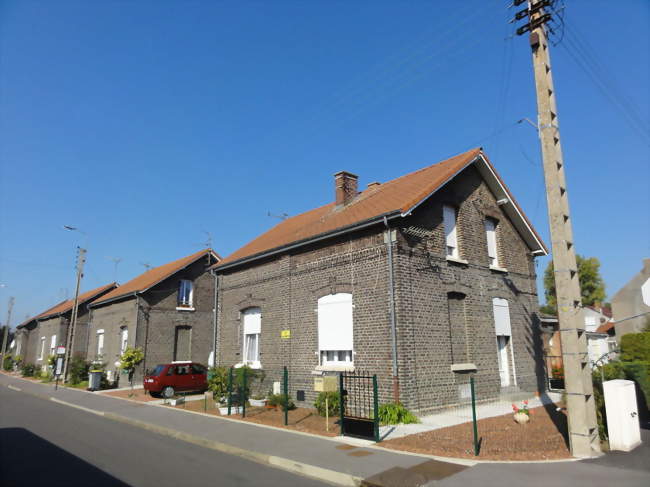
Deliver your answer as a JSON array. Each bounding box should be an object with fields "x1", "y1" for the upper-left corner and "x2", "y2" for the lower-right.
[
  {"x1": 14, "y1": 283, "x2": 117, "y2": 368},
  {"x1": 87, "y1": 249, "x2": 219, "y2": 385},
  {"x1": 213, "y1": 148, "x2": 548, "y2": 414}
]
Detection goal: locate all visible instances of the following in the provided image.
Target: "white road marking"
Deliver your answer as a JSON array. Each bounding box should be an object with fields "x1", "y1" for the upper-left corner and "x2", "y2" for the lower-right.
[
  {"x1": 7, "y1": 385, "x2": 21, "y2": 392},
  {"x1": 50, "y1": 397, "x2": 105, "y2": 416}
]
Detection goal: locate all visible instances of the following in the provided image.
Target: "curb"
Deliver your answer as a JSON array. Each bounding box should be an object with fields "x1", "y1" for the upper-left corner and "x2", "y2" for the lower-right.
[{"x1": 101, "y1": 412, "x2": 362, "y2": 487}]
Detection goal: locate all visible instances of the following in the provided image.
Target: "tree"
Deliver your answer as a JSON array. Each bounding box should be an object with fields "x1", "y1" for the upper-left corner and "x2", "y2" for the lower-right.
[
  {"x1": 119, "y1": 346, "x2": 144, "y2": 393},
  {"x1": 542, "y1": 255, "x2": 606, "y2": 313}
]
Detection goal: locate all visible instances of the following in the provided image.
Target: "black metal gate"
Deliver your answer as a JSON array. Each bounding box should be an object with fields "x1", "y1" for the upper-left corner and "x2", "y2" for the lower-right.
[{"x1": 339, "y1": 371, "x2": 379, "y2": 442}]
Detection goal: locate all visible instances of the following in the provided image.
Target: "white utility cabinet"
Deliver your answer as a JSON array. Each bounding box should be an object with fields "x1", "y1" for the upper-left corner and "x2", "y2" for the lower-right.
[{"x1": 603, "y1": 379, "x2": 642, "y2": 451}]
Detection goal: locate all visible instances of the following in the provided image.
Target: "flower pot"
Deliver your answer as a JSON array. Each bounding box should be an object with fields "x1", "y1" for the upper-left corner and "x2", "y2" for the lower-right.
[
  {"x1": 217, "y1": 405, "x2": 242, "y2": 415},
  {"x1": 249, "y1": 398, "x2": 267, "y2": 407},
  {"x1": 513, "y1": 412, "x2": 530, "y2": 424}
]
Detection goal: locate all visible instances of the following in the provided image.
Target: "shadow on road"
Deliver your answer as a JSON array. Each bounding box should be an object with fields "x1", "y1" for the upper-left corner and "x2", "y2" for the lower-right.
[{"x1": 0, "y1": 428, "x2": 131, "y2": 486}]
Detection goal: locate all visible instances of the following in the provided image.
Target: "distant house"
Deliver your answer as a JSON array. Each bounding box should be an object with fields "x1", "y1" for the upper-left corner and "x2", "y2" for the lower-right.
[
  {"x1": 15, "y1": 283, "x2": 117, "y2": 368},
  {"x1": 213, "y1": 148, "x2": 548, "y2": 413},
  {"x1": 583, "y1": 305, "x2": 616, "y2": 366},
  {"x1": 611, "y1": 258, "x2": 650, "y2": 336},
  {"x1": 87, "y1": 249, "x2": 219, "y2": 385}
]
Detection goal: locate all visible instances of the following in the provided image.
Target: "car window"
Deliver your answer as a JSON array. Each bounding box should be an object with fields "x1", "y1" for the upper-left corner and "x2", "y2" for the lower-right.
[
  {"x1": 176, "y1": 365, "x2": 190, "y2": 375},
  {"x1": 191, "y1": 364, "x2": 206, "y2": 374},
  {"x1": 166, "y1": 366, "x2": 175, "y2": 376},
  {"x1": 149, "y1": 365, "x2": 166, "y2": 376}
]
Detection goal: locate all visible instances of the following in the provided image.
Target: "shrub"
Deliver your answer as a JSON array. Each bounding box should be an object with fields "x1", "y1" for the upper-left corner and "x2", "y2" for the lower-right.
[
  {"x1": 3, "y1": 354, "x2": 13, "y2": 371},
  {"x1": 314, "y1": 391, "x2": 340, "y2": 417},
  {"x1": 268, "y1": 393, "x2": 295, "y2": 410},
  {"x1": 620, "y1": 333, "x2": 650, "y2": 362},
  {"x1": 47, "y1": 354, "x2": 56, "y2": 368},
  {"x1": 69, "y1": 354, "x2": 90, "y2": 385},
  {"x1": 119, "y1": 347, "x2": 144, "y2": 387},
  {"x1": 207, "y1": 366, "x2": 229, "y2": 401},
  {"x1": 378, "y1": 403, "x2": 419, "y2": 425},
  {"x1": 20, "y1": 363, "x2": 37, "y2": 377}
]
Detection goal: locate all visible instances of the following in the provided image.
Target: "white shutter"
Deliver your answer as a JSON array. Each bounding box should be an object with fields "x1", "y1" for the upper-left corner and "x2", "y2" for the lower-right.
[
  {"x1": 485, "y1": 219, "x2": 498, "y2": 265},
  {"x1": 50, "y1": 335, "x2": 57, "y2": 349},
  {"x1": 493, "y1": 298, "x2": 512, "y2": 336},
  {"x1": 318, "y1": 293, "x2": 353, "y2": 351},
  {"x1": 243, "y1": 308, "x2": 261, "y2": 334},
  {"x1": 443, "y1": 205, "x2": 458, "y2": 255}
]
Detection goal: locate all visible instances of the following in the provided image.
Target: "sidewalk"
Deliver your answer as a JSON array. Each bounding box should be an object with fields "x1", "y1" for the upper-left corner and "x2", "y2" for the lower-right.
[{"x1": 0, "y1": 373, "x2": 471, "y2": 487}]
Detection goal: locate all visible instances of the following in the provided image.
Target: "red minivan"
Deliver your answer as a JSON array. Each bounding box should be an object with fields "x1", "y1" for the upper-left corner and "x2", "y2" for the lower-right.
[{"x1": 144, "y1": 362, "x2": 208, "y2": 398}]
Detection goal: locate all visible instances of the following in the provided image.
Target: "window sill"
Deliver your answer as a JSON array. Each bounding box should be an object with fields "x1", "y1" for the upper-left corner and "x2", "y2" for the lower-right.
[
  {"x1": 176, "y1": 306, "x2": 196, "y2": 312},
  {"x1": 489, "y1": 265, "x2": 508, "y2": 274},
  {"x1": 235, "y1": 361, "x2": 262, "y2": 369},
  {"x1": 314, "y1": 364, "x2": 355, "y2": 372},
  {"x1": 446, "y1": 256, "x2": 469, "y2": 265}
]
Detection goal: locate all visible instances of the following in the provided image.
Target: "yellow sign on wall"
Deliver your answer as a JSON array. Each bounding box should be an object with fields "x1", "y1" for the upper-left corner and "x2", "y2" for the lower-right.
[{"x1": 280, "y1": 330, "x2": 291, "y2": 339}]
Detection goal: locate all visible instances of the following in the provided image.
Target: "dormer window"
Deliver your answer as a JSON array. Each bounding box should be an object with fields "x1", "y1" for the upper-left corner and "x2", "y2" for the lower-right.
[
  {"x1": 178, "y1": 280, "x2": 194, "y2": 308},
  {"x1": 443, "y1": 205, "x2": 459, "y2": 258}
]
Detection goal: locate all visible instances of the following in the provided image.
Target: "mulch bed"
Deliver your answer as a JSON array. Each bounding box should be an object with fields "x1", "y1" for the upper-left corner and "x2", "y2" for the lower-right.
[
  {"x1": 168, "y1": 401, "x2": 339, "y2": 437},
  {"x1": 380, "y1": 405, "x2": 571, "y2": 461}
]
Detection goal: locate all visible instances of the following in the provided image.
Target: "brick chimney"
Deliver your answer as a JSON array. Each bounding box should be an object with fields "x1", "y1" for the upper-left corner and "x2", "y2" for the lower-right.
[{"x1": 334, "y1": 171, "x2": 358, "y2": 206}]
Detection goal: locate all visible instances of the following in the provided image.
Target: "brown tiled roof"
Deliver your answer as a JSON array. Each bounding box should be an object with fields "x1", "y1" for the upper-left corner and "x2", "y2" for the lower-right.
[
  {"x1": 16, "y1": 282, "x2": 117, "y2": 328},
  {"x1": 215, "y1": 148, "x2": 546, "y2": 269},
  {"x1": 91, "y1": 249, "x2": 218, "y2": 307}
]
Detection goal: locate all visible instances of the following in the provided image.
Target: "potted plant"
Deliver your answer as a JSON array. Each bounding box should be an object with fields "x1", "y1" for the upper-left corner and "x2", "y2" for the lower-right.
[
  {"x1": 249, "y1": 394, "x2": 267, "y2": 407},
  {"x1": 512, "y1": 400, "x2": 530, "y2": 424}
]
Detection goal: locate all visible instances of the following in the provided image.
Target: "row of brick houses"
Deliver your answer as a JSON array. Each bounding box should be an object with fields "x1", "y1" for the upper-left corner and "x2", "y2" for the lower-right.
[{"x1": 15, "y1": 148, "x2": 549, "y2": 413}]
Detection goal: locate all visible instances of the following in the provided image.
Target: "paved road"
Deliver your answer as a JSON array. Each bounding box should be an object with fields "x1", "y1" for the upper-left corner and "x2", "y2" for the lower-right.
[{"x1": 0, "y1": 387, "x2": 331, "y2": 487}]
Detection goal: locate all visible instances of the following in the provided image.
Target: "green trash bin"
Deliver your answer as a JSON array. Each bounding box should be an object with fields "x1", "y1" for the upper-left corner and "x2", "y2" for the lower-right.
[{"x1": 89, "y1": 370, "x2": 103, "y2": 391}]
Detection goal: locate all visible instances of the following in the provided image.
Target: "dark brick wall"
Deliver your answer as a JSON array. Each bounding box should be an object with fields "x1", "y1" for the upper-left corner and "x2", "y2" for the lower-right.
[
  {"x1": 216, "y1": 166, "x2": 545, "y2": 413},
  {"x1": 88, "y1": 257, "x2": 215, "y2": 386}
]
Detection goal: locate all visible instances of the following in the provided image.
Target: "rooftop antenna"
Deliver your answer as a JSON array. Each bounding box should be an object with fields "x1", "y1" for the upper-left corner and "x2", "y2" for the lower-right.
[
  {"x1": 140, "y1": 262, "x2": 152, "y2": 271},
  {"x1": 107, "y1": 256, "x2": 123, "y2": 282},
  {"x1": 267, "y1": 211, "x2": 289, "y2": 220},
  {"x1": 203, "y1": 231, "x2": 213, "y2": 249}
]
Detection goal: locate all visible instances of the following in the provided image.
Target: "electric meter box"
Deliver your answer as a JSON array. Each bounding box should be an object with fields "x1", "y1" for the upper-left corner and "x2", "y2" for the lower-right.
[
  {"x1": 314, "y1": 376, "x2": 337, "y2": 392},
  {"x1": 603, "y1": 379, "x2": 642, "y2": 451}
]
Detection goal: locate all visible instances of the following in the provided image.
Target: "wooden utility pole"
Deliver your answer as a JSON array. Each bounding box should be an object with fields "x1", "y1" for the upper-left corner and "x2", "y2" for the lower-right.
[
  {"x1": 513, "y1": 1, "x2": 600, "y2": 457},
  {"x1": 62, "y1": 247, "x2": 86, "y2": 381},
  {"x1": 1, "y1": 297, "x2": 15, "y2": 366}
]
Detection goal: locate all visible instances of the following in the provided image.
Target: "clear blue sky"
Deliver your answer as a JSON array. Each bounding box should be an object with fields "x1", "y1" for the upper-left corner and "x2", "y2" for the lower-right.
[{"x1": 1, "y1": 1, "x2": 648, "y2": 326}]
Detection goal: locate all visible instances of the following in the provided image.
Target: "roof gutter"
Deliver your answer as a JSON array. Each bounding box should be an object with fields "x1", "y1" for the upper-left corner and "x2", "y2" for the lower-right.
[{"x1": 214, "y1": 211, "x2": 403, "y2": 272}]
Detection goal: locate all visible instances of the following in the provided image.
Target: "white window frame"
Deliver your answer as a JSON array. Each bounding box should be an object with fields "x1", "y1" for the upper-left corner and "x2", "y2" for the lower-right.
[
  {"x1": 317, "y1": 293, "x2": 354, "y2": 369},
  {"x1": 177, "y1": 279, "x2": 194, "y2": 309},
  {"x1": 492, "y1": 298, "x2": 517, "y2": 387},
  {"x1": 443, "y1": 205, "x2": 460, "y2": 259},
  {"x1": 96, "y1": 329, "x2": 105, "y2": 357},
  {"x1": 485, "y1": 218, "x2": 499, "y2": 268},
  {"x1": 38, "y1": 337, "x2": 46, "y2": 361},
  {"x1": 49, "y1": 335, "x2": 57, "y2": 357},
  {"x1": 241, "y1": 308, "x2": 261, "y2": 368},
  {"x1": 120, "y1": 327, "x2": 128, "y2": 354}
]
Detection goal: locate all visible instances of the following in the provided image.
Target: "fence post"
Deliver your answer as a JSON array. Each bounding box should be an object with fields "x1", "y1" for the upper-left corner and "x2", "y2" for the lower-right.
[
  {"x1": 470, "y1": 376, "x2": 479, "y2": 456},
  {"x1": 242, "y1": 367, "x2": 247, "y2": 418},
  {"x1": 227, "y1": 366, "x2": 233, "y2": 416},
  {"x1": 339, "y1": 373, "x2": 344, "y2": 436},
  {"x1": 372, "y1": 374, "x2": 379, "y2": 442},
  {"x1": 283, "y1": 366, "x2": 288, "y2": 426}
]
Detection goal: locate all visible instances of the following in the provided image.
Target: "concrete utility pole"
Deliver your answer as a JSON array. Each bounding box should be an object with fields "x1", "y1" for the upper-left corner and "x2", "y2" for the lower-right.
[
  {"x1": 1, "y1": 297, "x2": 15, "y2": 366},
  {"x1": 512, "y1": 1, "x2": 600, "y2": 457},
  {"x1": 62, "y1": 247, "x2": 87, "y2": 381}
]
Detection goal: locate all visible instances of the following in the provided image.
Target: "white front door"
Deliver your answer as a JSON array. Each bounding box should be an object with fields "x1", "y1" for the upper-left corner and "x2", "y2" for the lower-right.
[{"x1": 497, "y1": 336, "x2": 510, "y2": 387}]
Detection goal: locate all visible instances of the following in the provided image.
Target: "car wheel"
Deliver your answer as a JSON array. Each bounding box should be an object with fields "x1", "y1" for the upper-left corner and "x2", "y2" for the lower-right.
[{"x1": 162, "y1": 386, "x2": 175, "y2": 399}]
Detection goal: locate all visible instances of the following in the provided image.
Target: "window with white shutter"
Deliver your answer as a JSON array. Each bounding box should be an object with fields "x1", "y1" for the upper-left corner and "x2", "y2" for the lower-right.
[
  {"x1": 318, "y1": 293, "x2": 354, "y2": 366},
  {"x1": 38, "y1": 337, "x2": 46, "y2": 361},
  {"x1": 120, "y1": 327, "x2": 128, "y2": 354},
  {"x1": 485, "y1": 218, "x2": 499, "y2": 267},
  {"x1": 443, "y1": 205, "x2": 459, "y2": 258},
  {"x1": 49, "y1": 335, "x2": 57, "y2": 356},
  {"x1": 492, "y1": 298, "x2": 512, "y2": 336},
  {"x1": 242, "y1": 308, "x2": 261, "y2": 367},
  {"x1": 96, "y1": 329, "x2": 105, "y2": 356}
]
